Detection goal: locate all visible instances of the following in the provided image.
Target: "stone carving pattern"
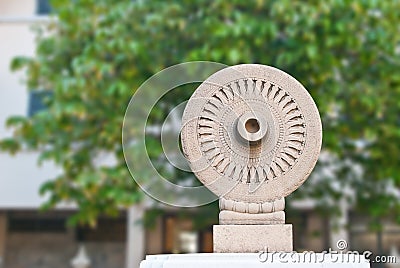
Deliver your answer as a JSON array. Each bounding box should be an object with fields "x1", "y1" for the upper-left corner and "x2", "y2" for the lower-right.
[{"x1": 197, "y1": 78, "x2": 306, "y2": 187}]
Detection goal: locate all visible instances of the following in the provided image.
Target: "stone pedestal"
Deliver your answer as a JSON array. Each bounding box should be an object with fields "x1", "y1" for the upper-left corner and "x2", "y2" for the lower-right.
[
  {"x1": 139, "y1": 64, "x2": 353, "y2": 267},
  {"x1": 213, "y1": 225, "x2": 293, "y2": 253},
  {"x1": 140, "y1": 253, "x2": 370, "y2": 268}
]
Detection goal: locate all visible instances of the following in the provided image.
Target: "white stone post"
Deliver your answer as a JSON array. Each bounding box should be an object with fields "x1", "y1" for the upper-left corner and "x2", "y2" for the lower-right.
[
  {"x1": 70, "y1": 244, "x2": 91, "y2": 268},
  {"x1": 126, "y1": 205, "x2": 145, "y2": 268},
  {"x1": 387, "y1": 246, "x2": 400, "y2": 268},
  {"x1": 330, "y1": 198, "x2": 349, "y2": 250}
]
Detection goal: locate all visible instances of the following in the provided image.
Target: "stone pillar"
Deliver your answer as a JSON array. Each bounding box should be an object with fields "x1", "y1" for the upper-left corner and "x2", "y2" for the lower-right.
[
  {"x1": 70, "y1": 244, "x2": 91, "y2": 268},
  {"x1": 330, "y1": 198, "x2": 349, "y2": 251},
  {"x1": 0, "y1": 212, "x2": 7, "y2": 267},
  {"x1": 125, "y1": 205, "x2": 145, "y2": 268}
]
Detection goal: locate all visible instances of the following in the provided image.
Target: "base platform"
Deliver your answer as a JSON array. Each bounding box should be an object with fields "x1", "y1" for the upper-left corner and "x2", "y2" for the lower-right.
[{"x1": 140, "y1": 253, "x2": 370, "y2": 267}]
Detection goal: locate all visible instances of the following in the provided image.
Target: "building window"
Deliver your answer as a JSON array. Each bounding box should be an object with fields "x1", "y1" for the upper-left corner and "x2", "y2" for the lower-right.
[
  {"x1": 161, "y1": 214, "x2": 214, "y2": 254},
  {"x1": 37, "y1": 0, "x2": 52, "y2": 15},
  {"x1": 8, "y1": 213, "x2": 67, "y2": 233},
  {"x1": 76, "y1": 218, "x2": 127, "y2": 242},
  {"x1": 28, "y1": 91, "x2": 53, "y2": 116}
]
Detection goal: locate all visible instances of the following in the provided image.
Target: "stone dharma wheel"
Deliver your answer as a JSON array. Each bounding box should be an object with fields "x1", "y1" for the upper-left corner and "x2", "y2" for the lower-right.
[{"x1": 181, "y1": 64, "x2": 322, "y2": 205}]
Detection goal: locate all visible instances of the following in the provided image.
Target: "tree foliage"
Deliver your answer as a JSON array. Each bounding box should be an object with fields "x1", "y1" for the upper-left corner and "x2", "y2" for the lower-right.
[{"x1": 2, "y1": 0, "x2": 400, "y2": 226}]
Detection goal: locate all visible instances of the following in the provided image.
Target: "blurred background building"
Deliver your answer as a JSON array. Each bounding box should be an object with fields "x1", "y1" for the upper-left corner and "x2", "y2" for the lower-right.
[
  {"x1": 1, "y1": 1, "x2": 400, "y2": 268},
  {"x1": 0, "y1": 1, "x2": 127, "y2": 267}
]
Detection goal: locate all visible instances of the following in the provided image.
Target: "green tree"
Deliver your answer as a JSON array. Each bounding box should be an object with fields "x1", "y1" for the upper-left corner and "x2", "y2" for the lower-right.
[{"x1": 2, "y1": 0, "x2": 400, "y2": 226}]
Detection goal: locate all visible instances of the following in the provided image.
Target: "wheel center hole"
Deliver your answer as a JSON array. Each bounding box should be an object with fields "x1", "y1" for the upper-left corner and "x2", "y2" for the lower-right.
[{"x1": 245, "y1": 118, "x2": 260, "y2": 133}]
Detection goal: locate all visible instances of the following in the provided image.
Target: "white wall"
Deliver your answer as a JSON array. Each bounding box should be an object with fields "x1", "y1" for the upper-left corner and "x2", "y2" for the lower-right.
[
  {"x1": 0, "y1": 0, "x2": 35, "y2": 16},
  {"x1": 0, "y1": 0, "x2": 61, "y2": 208}
]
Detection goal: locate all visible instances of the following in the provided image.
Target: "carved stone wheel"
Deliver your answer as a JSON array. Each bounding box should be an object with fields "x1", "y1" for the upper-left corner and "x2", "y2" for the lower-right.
[{"x1": 181, "y1": 64, "x2": 322, "y2": 204}]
